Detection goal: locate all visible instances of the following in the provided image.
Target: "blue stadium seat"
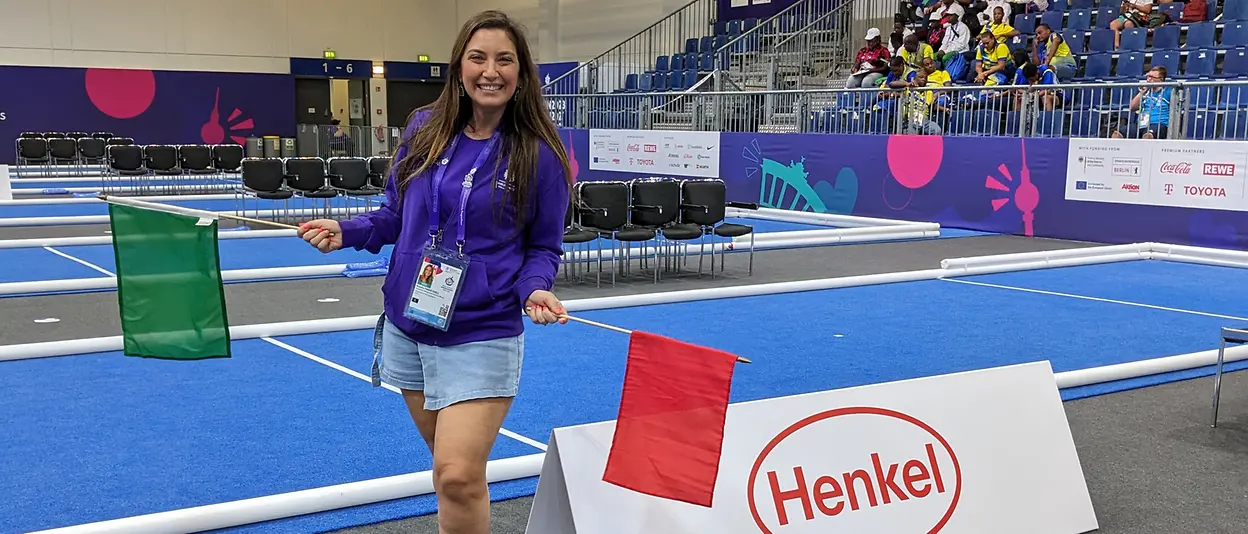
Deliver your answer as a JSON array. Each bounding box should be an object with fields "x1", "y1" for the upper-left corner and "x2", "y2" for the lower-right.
[
  {"x1": 1217, "y1": 84, "x2": 1248, "y2": 109},
  {"x1": 1089, "y1": 28, "x2": 1114, "y2": 53},
  {"x1": 1068, "y1": 110, "x2": 1101, "y2": 136},
  {"x1": 1015, "y1": 13, "x2": 1037, "y2": 34},
  {"x1": 670, "y1": 54, "x2": 685, "y2": 71},
  {"x1": 1225, "y1": 0, "x2": 1248, "y2": 21},
  {"x1": 1068, "y1": 86, "x2": 1106, "y2": 109},
  {"x1": 1158, "y1": 2, "x2": 1184, "y2": 21},
  {"x1": 1093, "y1": 7, "x2": 1116, "y2": 28},
  {"x1": 1221, "y1": 110, "x2": 1248, "y2": 139},
  {"x1": 1151, "y1": 50, "x2": 1181, "y2": 74},
  {"x1": 654, "y1": 71, "x2": 670, "y2": 91},
  {"x1": 948, "y1": 110, "x2": 976, "y2": 136},
  {"x1": 1216, "y1": 48, "x2": 1248, "y2": 78},
  {"x1": 699, "y1": 53, "x2": 714, "y2": 72},
  {"x1": 1186, "y1": 111, "x2": 1218, "y2": 139},
  {"x1": 1064, "y1": 31, "x2": 1086, "y2": 54},
  {"x1": 1034, "y1": 111, "x2": 1065, "y2": 136},
  {"x1": 1151, "y1": 24, "x2": 1180, "y2": 50},
  {"x1": 1184, "y1": 22, "x2": 1216, "y2": 49},
  {"x1": 1072, "y1": 0, "x2": 1095, "y2": 8},
  {"x1": 625, "y1": 73, "x2": 639, "y2": 92},
  {"x1": 1119, "y1": 28, "x2": 1147, "y2": 51},
  {"x1": 1182, "y1": 48, "x2": 1217, "y2": 78},
  {"x1": 1049, "y1": 0, "x2": 1070, "y2": 12},
  {"x1": 1106, "y1": 86, "x2": 1137, "y2": 108},
  {"x1": 1076, "y1": 53, "x2": 1112, "y2": 80},
  {"x1": 1112, "y1": 52, "x2": 1146, "y2": 79},
  {"x1": 1219, "y1": 22, "x2": 1248, "y2": 49},
  {"x1": 685, "y1": 38, "x2": 699, "y2": 54},
  {"x1": 1041, "y1": 11, "x2": 1065, "y2": 31},
  {"x1": 655, "y1": 55, "x2": 669, "y2": 72},
  {"x1": 837, "y1": 92, "x2": 859, "y2": 109},
  {"x1": 700, "y1": 36, "x2": 714, "y2": 53},
  {"x1": 1007, "y1": 34, "x2": 1030, "y2": 52},
  {"x1": 1067, "y1": 9, "x2": 1092, "y2": 31},
  {"x1": 1187, "y1": 85, "x2": 1217, "y2": 108},
  {"x1": 638, "y1": 73, "x2": 653, "y2": 92}
]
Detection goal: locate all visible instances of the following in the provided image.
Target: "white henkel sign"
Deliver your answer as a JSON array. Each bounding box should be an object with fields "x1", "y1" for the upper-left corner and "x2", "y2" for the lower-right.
[{"x1": 526, "y1": 361, "x2": 1098, "y2": 533}]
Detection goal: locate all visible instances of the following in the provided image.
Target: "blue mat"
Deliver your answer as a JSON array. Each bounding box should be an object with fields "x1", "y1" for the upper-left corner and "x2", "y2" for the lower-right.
[
  {"x1": 0, "y1": 247, "x2": 115, "y2": 283},
  {"x1": 0, "y1": 339, "x2": 542, "y2": 534}
]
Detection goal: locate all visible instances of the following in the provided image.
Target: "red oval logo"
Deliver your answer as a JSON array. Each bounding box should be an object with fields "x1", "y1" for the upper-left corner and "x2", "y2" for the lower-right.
[{"x1": 747, "y1": 407, "x2": 962, "y2": 533}]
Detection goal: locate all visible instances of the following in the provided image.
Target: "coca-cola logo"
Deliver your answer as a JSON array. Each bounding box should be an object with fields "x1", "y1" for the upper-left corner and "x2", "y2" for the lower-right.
[
  {"x1": 1159, "y1": 162, "x2": 1192, "y2": 174},
  {"x1": 626, "y1": 143, "x2": 641, "y2": 152},
  {"x1": 747, "y1": 407, "x2": 961, "y2": 533}
]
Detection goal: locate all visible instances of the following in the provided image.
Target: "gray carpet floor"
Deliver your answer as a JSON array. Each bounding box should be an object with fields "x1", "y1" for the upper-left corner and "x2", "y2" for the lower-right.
[{"x1": 4, "y1": 229, "x2": 1246, "y2": 533}]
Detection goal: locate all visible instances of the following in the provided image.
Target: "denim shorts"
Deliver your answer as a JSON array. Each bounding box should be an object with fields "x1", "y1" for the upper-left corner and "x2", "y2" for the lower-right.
[{"x1": 370, "y1": 315, "x2": 523, "y2": 411}]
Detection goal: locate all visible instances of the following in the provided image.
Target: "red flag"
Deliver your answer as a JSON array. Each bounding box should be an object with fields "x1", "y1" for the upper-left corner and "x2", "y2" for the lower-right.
[{"x1": 601, "y1": 330, "x2": 739, "y2": 507}]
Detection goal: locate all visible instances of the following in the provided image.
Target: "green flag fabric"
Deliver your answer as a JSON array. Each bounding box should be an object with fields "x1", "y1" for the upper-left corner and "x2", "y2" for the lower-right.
[{"x1": 108, "y1": 202, "x2": 231, "y2": 359}]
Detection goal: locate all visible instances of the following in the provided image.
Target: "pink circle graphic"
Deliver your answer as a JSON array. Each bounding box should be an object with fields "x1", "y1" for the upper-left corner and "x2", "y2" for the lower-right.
[
  {"x1": 86, "y1": 68, "x2": 156, "y2": 119},
  {"x1": 886, "y1": 134, "x2": 943, "y2": 189}
]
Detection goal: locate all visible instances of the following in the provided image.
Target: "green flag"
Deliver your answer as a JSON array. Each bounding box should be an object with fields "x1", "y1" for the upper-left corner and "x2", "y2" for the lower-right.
[{"x1": 108, "y1": 202, "x2": 231, "y2": 359}]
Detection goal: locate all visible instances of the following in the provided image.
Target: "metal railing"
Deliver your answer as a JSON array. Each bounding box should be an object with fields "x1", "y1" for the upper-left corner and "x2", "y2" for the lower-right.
[
  {"x1": 542, "y1": 79, "x2": 1248, "y2": 140},
  {"x1": 541, "y1": 0, "x2": 718, "y2": 96},
  {"x1": 714, "y1": 0, "x2": 893, "y2": 93}
]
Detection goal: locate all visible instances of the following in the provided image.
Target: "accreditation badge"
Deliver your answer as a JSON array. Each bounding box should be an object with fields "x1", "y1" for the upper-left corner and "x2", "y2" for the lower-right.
[{"x1": 404, "y1": 247, "x2": 470, "y2": 331}]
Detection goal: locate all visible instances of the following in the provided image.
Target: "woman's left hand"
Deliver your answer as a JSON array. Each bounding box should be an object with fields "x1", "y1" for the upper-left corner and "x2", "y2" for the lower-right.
[{"x1": 525, "y1": 290, "x2": 568, "y2": 325}]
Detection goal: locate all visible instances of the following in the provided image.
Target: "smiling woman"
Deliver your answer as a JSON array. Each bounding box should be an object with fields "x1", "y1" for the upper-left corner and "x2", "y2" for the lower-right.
[{"x1": 294, "y1": 9, "x2": 573, "y2": 534}]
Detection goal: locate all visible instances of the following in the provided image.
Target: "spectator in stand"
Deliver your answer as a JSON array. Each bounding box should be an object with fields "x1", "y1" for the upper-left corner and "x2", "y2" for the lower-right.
[
  {"x1": 889, "y1": 20, "x2": 913, "y2": 56},
  {"x1": 921, "y1": 56, "x2": 954, "y2": 87},
  {"x1": 1032, "y1": 23, "x2": 1077, "y2": 81},
  {"x1": 1013, "y1": 63, "x2": 1062, "y2": 111},
  {"x1": 937, "y1": 13, "x2": 972, "y2": 80},
  {"x1": 1112, "y1": 66, "x2": 1172, "y2": 138},
  {"x1": 978, "y1": 0, "x2": 1012, "y2": 27},
  {"x1": 925, "y1": 0, "x2": 966, "y2": 28},
  {"x1": 973, "y1": 30, "x2": 1012, "y2": 85},
  {"x1": 900, "y1": 33, "x2": 936, "y2": 73},
  {"x1": 846, "y1": 28, "x2": 893, "y2": 88},
  {"x1": 900, "y1": 70, "x2": 951, "y2": 135},
  {"x1": 984, "y1": 6, "x2": 1020, "y2": 44},
  {"x1": 1110, "y1": 0, "x2": 1153, "y2": 48}
]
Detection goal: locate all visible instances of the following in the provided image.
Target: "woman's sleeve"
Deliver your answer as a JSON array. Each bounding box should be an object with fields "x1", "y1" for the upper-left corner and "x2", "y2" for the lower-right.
[
  {"x1": 339, "y1": 113, "x2": 426, "y2": 254},
  {"x1": 514, "y1": 145, "x2": 571, "y2": 305}
]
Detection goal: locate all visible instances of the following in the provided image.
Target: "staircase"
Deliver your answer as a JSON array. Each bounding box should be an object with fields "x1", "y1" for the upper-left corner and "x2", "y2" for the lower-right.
[{"x1": 541, "y1": 0, "x2": 894, "y2": 133}]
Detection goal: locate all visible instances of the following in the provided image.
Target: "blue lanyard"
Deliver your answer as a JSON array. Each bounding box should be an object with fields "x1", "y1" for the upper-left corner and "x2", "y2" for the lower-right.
[{"x1": 428, "y1": 129, "x2": 500, "y2": 254}]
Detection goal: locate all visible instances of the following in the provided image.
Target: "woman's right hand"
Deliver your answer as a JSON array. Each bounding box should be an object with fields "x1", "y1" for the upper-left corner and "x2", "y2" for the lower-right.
[{"x1": 299, "y1": 219, "x2": 343, "y2": 253}]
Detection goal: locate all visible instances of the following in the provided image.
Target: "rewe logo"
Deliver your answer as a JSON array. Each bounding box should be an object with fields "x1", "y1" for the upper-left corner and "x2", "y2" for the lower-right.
[
  {"x1": 1159, "y1": 161, "x2": 1191, "y2": 174},
  {"x1": 748, "y1": 407, "x2": 961, "y2": 533},
  {"x1": 1204, "y1": 163, "x2": 1235, "y2": 177}
]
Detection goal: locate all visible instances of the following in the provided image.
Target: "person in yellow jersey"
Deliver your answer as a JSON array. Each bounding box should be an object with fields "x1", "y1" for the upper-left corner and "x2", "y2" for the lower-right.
[
  {"x1": 900, "y1": 69, "x2": 952, "y2": 135},
  {"x1": 1032, "y1": 23, "x2": 1077, "y2": 82},
  {"x1": 984, "y1": 6, "x2": 1019, "y2": 44},
  {"x1": 920, "y1": 57, "x2": 953, "y2": 86},
  {"x1": 899, "y1": 34, "x2": 935, "y2": 73},
  {"x1": 973, "y1": 30, "x2": 1011, "y2": 86}
]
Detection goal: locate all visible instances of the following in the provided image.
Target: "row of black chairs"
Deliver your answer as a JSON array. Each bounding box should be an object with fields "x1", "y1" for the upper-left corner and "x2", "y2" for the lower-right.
[
  {"x1": 237, "y1": 156, "x2": 390, "y2": 223},
  {"x1": 107, "y1": 144, "x2": 244, "y2": 176},
  {"x1": 15, "y1": 136, "x2": 135, "y2": 175},
  {"x1": 18, "y1": 131, "x2": 115, "y2": 140},
  {"x1": 566, "y1": 178, "x2": 756, "y2": 286}
]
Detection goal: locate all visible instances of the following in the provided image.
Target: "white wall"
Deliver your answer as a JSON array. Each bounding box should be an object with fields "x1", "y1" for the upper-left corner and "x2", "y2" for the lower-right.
[{"x1": 0, "y1": 0, "x2": 697, "y2": 73}]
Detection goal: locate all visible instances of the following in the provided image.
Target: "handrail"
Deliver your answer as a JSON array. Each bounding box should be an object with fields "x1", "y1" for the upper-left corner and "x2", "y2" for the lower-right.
[
  {"x1": 713, "y1": 0, "x2": 817, "y2": 57},
  {"x1": 540, "y1": 0, "x2": 709, "y2": 92}
]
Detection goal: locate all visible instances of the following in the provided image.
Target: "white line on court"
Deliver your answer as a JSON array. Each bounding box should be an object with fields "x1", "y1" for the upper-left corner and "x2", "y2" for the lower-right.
[
  {"x1": 43, "y1": 246, "x2": 114, "y2": 277},
  {"x1": 941, "y1": 278, "x2": 1248, "y2": 322},
  {"x1": 259, "y1": 336, "x2": 549, "y2": 452}
]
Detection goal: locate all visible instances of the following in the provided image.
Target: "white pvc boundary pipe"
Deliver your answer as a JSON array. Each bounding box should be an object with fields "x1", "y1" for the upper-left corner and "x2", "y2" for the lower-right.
[
  {"x1": 0, "y1": 229, "x2": 298, "y2": 249},
  {"x1": 0, "y1": 207, "x2": 359, "y2": 227},
  {"x1": 726, "y1": 207, "x2": 932, "y2": 229},
  {"x1": 27, "y1": 454, "x2": 546, "y2": 534},
  {"x1": 0, "y1": 264, "x2": 348, "y2": 297},
  {"x1": 13, "y1": 184, "x2": 239, "y2": 196},
  {"x1": 0, "y1": 193, "x2": 240, "y2": 206}
]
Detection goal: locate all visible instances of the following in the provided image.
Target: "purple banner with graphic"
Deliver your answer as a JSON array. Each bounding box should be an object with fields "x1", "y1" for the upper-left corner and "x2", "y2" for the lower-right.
[
  {"x1": 558, "y1": 128, "x2": 1248, "y2": 250},
  {"x1": 1, "y1": 66, "x2": 295, "y2": 164}
]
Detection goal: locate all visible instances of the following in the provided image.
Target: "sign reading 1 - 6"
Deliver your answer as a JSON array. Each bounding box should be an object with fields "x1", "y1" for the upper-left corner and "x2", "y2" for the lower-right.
[{"x1": 289, "y1": 58, "x2": 372, "y2": 79}]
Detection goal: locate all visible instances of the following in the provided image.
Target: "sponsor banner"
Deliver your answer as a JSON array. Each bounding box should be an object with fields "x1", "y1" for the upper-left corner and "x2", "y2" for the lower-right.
[
  {"x1": 588, "y1": 129, "x2": 720, "y2": 178},
  {"x1": 0, "y1": 165, "x2": 10, "y2": 201},
  {"x1": 1065, "y1": 138, "x2": 1248, "y2": 212},
  {"x1": 526, "y1": 361, "x2": 1098, "y2": 534}
]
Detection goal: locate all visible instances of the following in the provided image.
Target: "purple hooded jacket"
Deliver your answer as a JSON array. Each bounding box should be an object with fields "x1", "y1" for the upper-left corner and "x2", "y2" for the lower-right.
[{"x1": 338, "y1": 112, "x2": 570, "y2": 346}]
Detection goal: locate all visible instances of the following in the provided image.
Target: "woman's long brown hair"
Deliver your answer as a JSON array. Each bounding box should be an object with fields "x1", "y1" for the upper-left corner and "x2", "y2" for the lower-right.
[{"x1": 392, "y1": 10, "x2": 573, "y2": 229}]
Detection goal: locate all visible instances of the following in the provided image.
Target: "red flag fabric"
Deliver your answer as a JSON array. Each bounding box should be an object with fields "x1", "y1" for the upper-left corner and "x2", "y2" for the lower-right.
[{"x1": 601, "y1": 330, "x2": 739, "y2": 507}]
